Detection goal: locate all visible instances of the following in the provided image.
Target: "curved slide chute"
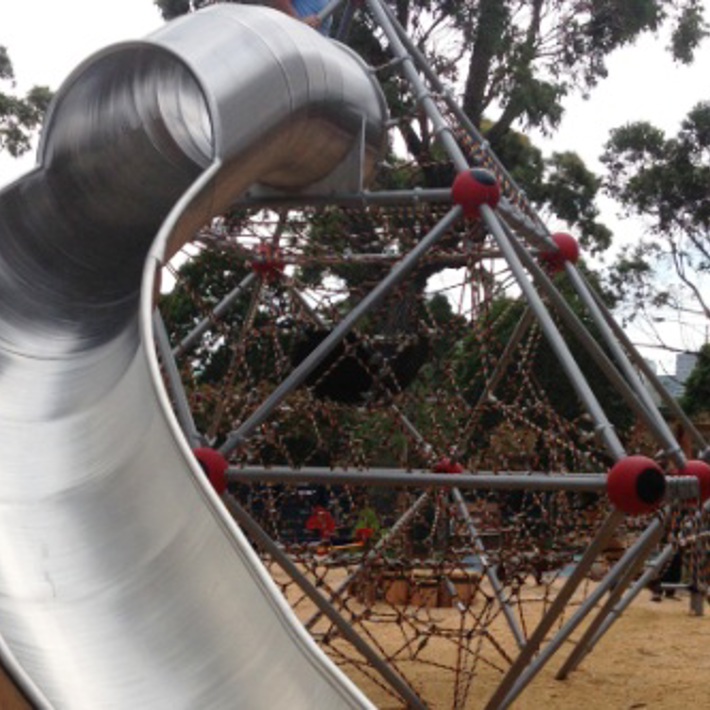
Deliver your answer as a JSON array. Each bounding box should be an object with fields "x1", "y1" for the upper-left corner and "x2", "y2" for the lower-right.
[{"x1": 0, "y1": 6, "x2": 386, "y2": 708}]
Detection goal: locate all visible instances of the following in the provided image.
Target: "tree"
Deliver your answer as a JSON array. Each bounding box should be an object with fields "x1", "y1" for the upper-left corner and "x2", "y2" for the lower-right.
[
  {"x1": 681, "y1": 343, "x2": 710, "y2": 416},
  {"x1": 601, "y1": 102, "x2": 710, "y2": 349},
  {"x1": 0, "y1": 46, "x2": 51, "y2": 157}
]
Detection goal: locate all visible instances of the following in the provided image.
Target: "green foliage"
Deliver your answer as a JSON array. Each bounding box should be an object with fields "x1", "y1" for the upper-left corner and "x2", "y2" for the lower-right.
[
  {"x1": 0, "y1": 46, "x2": 52, "y2": 157},
  {"x1": 602, "y1": 102, "x2": 710, "y2": 326},
  {"x1": 681, "y1": 344, "x2": 710, "y2": 416}
]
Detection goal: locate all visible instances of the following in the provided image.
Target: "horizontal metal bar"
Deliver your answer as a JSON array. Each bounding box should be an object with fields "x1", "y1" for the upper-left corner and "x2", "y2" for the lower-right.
[
  {"x1": 228, "y1": 467, "x2": 608, "y2": 492},
  {"x1": 235, "y1": 187, "x2": 452, "y2": 209}
]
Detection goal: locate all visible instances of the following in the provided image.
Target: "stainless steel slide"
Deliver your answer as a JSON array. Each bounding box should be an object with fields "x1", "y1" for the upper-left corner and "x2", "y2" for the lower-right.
[{"x1": 0, "y1": 5, "x2": 386, "y2": 708}]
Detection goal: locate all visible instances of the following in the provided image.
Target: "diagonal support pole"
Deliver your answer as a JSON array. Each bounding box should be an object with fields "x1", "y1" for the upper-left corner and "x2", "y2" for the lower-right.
[{"x1": 219, "y1": 206, "x2": 463, "y2": 455}]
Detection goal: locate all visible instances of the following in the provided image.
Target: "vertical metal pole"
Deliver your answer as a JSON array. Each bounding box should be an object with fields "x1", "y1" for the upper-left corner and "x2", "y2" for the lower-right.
[
  {"x1": 219, "y1": 206, "x2": 463, "y2": 455},
  {"x1": 153, "y1": 311, "x2": 204, "y2": 448},
  {"x1": 578, "y1": 542, "x2": 675, "y2": 663},
  {"x1": 371, "y1": 0, "x2": 552, "y2": 248},
  {"x1": 364, "y1": 0, "x2": 469, "y2": 172},
  {"x1": 223, "y1": 495, "x2": 427, "y2": 709}
]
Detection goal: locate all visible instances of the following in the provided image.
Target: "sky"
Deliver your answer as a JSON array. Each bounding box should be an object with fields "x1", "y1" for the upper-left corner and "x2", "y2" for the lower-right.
[{"x1": 1, "y1": 0, "x2": 709, "y2": 371}]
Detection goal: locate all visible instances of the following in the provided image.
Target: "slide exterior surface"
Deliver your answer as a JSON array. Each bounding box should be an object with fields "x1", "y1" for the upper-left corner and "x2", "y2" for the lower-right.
[{"x1": 0, "y1": 6, "x2": 386, "y2": 708}]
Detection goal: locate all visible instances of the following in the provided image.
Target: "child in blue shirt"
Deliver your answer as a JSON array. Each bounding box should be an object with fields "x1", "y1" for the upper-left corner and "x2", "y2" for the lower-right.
[{"x1": 272, "y1": 0, "x2": 333, "y2": 35}]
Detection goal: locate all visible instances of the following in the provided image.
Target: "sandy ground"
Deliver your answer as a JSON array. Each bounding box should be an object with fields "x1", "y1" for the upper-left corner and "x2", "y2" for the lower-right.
[
  {"x1": 275, "y1": 561, "x2": 710, "y2": 710},
  {"x1": 341, "y1": 592, "x2": 710, "y2": 709}
]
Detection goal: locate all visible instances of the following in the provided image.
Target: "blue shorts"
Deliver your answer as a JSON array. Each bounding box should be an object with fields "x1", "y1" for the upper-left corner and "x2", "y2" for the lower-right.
[{"x1": 292, "y1": 0, "x2": 333, "y2": 35}]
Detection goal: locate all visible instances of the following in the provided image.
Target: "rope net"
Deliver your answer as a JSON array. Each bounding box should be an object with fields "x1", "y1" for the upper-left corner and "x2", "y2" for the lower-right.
[{"x1": 155, "y1": 183, "x2": 698, "y2": 707}]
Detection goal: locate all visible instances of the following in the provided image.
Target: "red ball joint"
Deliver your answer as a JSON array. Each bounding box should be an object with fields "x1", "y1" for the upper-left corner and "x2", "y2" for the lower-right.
[
  {"x1": 451, "y1": 168, "x2": 501, "y2": 218},
  {"x1": 433, "y1": 458, "x2": 464, "y2": 474},
  {"x1": 193, "y1": 447, "x2": 229, "y2": 495},
  {"x1": 251, "y1": 243, "x2": 285, "y2": 282},
  {"x1": 540, "y1": 232, "x2": 579, "y2": 274},
  {"x1": 674, "y1": 460, "x2": 710, "y2": 503},
  {"x1": 607, "y1": 456, "x2": 666, "y2": 515}
]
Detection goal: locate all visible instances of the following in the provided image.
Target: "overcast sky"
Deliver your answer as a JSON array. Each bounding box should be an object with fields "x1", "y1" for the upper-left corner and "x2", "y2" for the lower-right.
[{"x1": 1, "y1": 0, "x2": 709, "y2": 369}]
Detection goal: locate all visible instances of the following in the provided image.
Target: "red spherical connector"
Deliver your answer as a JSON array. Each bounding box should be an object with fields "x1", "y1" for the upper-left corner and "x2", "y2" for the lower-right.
[
  {"x1": 607, "y1": 455, "x2": 666, "y2": 515},
  {"x1": 451, "y1": 168, "x2": 501, "y2": 218},
  {"x1": 672, "y1": 460, "x2": 710, "y2": 503},
  {"x1": 540, "y1": 232, "x2": 580, "y2": 274},
  {"x1": 250, "y1": 243, "x2": 285, "y2": 282},
  {"x1": 433, "y1": 458, "x2": 464, "y2": 474},
  {"x1": 193, "y1": 447, "x2": 229, "y2": 495}
]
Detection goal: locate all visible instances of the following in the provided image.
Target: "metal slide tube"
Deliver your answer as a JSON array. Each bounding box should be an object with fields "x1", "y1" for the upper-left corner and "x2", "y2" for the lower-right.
[{"x1": 0, "y1": 6, "x2": 388, "y2": 708}]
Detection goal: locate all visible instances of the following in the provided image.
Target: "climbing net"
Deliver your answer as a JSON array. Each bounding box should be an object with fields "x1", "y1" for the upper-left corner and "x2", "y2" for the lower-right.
[{"x1": 156, "y1": 177, "x2": 694, "y2": 707}]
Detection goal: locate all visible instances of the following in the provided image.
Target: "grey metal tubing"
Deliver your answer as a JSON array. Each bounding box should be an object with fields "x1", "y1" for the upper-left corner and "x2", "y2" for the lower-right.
[
  {"x1": 481, "y1": 206, "x2": 626, "y2": 461},
  {"x1": 565, "y1": 264, "x2": 687, "y2": 467},
  {"x1": 304, "y1": 491, "x2": 431, "y2": 631},
  {"x1": 375, "y1": 0, "x2": 552, "y2": 249},
  {"x1": 335, "y1": 0, "x2": 359, "y2": 41},
  {"x1": 153, "y1": 310, "x2": 204, "y2": 447},
  {"x1": 561, "y1": 539, "x2": 675, "y2": 677},
  {"x1": 506, "y1": 226, "x2": 685, "y2": 466},
  {"x1": 173, "y1": 271, "x2": 257, "y2": 357},
  {"x1": 223, "y1": 495, "x2": 426, "y2": 710},
  {"x1": 555, "y1": 520, "x2": 664, "y2": 680},
  {"x1": 364, "y1": 0, "x2": 469, "y2": 172},
  {"x1": 449, "y1": 487, "x2": 526, "y2": 649},
  {"x1": 0, "y1": 5, "x2": 388, "y2": 708},
  {"x1": 497, "y1": 516, "x2": 663, "y2": 708},
  {"x1": 483, "y1": 510, "x2": 624, "y2": 710},
  {"x1": 588, "y1": 285, "x2": 709, "y2": 459},
  {"x1": 228, "y1": 468, "x2": 609, "y2": 492},
  {"x1": 237, "y1": 186, "x2": 452, "y2": 208},
  {"x1": 219, "y1": 205, "x2": 463, "y2": 455}
]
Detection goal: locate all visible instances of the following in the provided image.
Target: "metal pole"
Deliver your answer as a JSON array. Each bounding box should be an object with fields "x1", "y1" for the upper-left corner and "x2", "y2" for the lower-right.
[
  {"x1": 228, "y1": 468, "x2": 609, "y2": 492},
  {"x1": 364, "y1": 0, "x2": 469, "y2": 172},
  {"x1": 555, "y1": 520, "x2": 665, "y2": 679},
  {"x1": 373, "y1": 0, "x2": 552, "y2": 249},
  {"x1": 222, "y1": 495, "x2": 426, "y2": 709},
  {"x1": 480, "y1": 205, "x2": 626, "y2": 461},
  {"x1": 173, "y1": 272, "x2": 257, "y2": 358},
  {"x1": 495, "y1": 516, "x2": 663, "y2": 706},
  {"x1": 236, "y1": 187, "x2": 453, "y2": 209},
  {"x1": 564, "y1": 263, "x2": 687, "y2": 468},
  {"x1": 304, "y1": 492, "x2": 431, "y2": 631},
  {"x1": 393, "y1": 406, "x2": 526, "y2": 648},
  {"x1": 505, "y1": 228, "x2": 686, "y2": 467},
  {"x1": 218, "y1": 206, "x2": 463, "y2": 455},
  {"x1": 153, "y1": 311, "x2": 204, "y2": 447},
  {"x1": 483, "y1": 509, "x2": 624, "y2": 710},
  {"x1": 572, "y1": 543, "x2": 676, "y2": 669},
  {"x1": 587, "y1": 284, "x2": 709, "y2": 460}
]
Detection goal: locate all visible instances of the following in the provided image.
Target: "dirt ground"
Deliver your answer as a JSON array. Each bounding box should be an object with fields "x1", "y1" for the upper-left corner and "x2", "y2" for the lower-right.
[{"x1": 343, "y1": 590, "x2": 710, "y2": 709}]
